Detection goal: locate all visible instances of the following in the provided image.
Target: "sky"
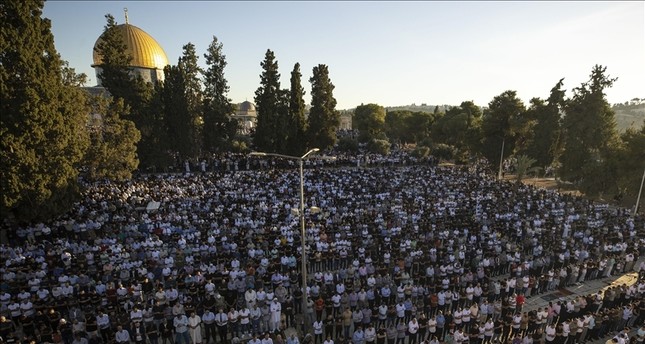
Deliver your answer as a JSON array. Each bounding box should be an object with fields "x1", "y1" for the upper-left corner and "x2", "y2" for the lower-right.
[{"x1": 42, "y1": 1, "x2": 644, "y2": 110}]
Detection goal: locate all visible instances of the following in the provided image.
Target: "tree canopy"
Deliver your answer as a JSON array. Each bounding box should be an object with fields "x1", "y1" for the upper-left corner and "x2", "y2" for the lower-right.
[
  {"x1": 1, "y1": 0, "x2": 90, "y2": 222},
  {"x1": 307, "y1": 64, "x2": 340, "y2": 150},
  {"x1": 254, "y1": 49, "x2": 283, "y2": 153},
  {"x1": 202, "y1": 36, "x2": 237, "y2": 153},
  {"x1": 480, "y1": 90, "x2": 527, "y2": 169},
  {"x1": 353, "y1": 103, "x2": 386, "y2": 143}
]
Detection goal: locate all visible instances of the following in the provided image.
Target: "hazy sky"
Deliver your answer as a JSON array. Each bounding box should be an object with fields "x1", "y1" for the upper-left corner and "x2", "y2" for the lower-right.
[{"x1": 42, "y1": 1, "x2": 644, "y2": 110}]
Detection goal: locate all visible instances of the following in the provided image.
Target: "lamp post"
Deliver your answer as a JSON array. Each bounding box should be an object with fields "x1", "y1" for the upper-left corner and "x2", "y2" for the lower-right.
[
  {"x1": 634, "y1": 167, "x2": 645, "y2": 216},
  {"x1": 249, "y1": 148, "x2": 321, "y2": 334},
  {"x1": 497, "y1": 137, "x2": 505, "y2": 180}
]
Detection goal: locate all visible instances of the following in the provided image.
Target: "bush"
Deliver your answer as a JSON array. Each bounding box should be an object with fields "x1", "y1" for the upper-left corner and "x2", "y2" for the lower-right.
[
  {"x1": 431, "y1": 143, "x2": 457, "y2": 161},
  {"x1": 336, "y1": 137, "x2": 359, "y2": 152},
  {"x1": 368, "y1": 139, "x2": 391, "y2": 155},
  {"x1": 411, "y1": 146, "x2": 431, "y2": 159},
  {"x1": 230, "y1": 139, "x2": 249, "y2": 153}
]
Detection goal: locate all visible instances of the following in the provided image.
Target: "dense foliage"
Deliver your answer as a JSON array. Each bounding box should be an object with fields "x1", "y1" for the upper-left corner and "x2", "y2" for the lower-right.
[
  {"x1": 307, "y1": 64, "x2": 340, "y2": 150},
  {"x1": 202, "y1": 36, "x2": 237, "y2": 153},
  {"x1": 1, "y1": 0, "x2": 90, "y2": 222}
]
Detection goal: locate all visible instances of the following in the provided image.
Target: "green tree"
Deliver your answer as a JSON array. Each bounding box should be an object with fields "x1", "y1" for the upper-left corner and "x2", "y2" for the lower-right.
[
  {"x1": 513, "y1": 154, "x2": 538, "y2": 185},
  {"x1": 274, "y1": 88, "x2": 292, "y2": 154},
  {"x1": 353, "y1": 103, "x2": 386, "y2": 143},
  {"x1": 367, "y1": 139, "x2": 391, "y2": 155},
  {"x1": 480, "y1": 90, "x2": 527, "y2": 169},
  {"x1": 84, "y1": 97, "x2": 140, "y2": 181},
  {"x1": 1, "y1": 0, "x2": 90, "y2": 223},
  {"x1": 202, "y1": 36, "x2": 237, "y2": 153},
  {"x1": 560, "y1": 65, "x2": 619, "y2": 196},
  {"x1": 385, "y1": 110, "x2": 412, "y2": 144},
  {"x1": 139, "y1": 82, "x2": 174, "y2": 171},
  {"x1": 523, "y1": 79, "x2": 565, "y2": 169},
  {"x1": 161, "y1": 43, "x2": 203, "y2": 161},
  {"x1": 178, "y1": 43, "x2": 203, "y2": 157},
  {"x1": 613, "y1": 124, "x2": 645, "y2": 204},
  {"x1": 94, "y1": 13, "x2": 158, "y2": 169},
  {"x1": 93, "y1": 14, "x2": 153, "y2": 118},
  {"x1": 253, "y1": 50, "x2": 282, "y2": 152},
  {"x1": 405, "y1": 111, "x2": 434, "y2": 144},
  {"x1": 286, "y1": 63, "x2": 307, "y2": 156},
  {"x1": 307, "y1": 64, "x2": 340, "y2": 150}
]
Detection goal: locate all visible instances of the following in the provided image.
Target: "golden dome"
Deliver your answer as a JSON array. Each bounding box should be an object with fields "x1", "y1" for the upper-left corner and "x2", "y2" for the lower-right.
[{"x1": 93, "y1": 23, "x2": 169, "y2": 70}]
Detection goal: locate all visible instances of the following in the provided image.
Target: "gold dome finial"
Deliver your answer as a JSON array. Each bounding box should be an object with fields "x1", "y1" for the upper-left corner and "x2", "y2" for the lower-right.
[{"x1": 124, "y1": 8, "x2": 129, "y2": 24}]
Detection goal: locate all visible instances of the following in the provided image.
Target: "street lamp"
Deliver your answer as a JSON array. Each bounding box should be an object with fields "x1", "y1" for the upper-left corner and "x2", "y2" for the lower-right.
[
  {"x1": 498, "y1": 137, "x2": 505, "y2": 180},
  {"x1": 249, "y1": 148, "x2": 321, "y2": 334},
  {"x1": 634, "y1": 167, "x2": 645, "y2": 216}
]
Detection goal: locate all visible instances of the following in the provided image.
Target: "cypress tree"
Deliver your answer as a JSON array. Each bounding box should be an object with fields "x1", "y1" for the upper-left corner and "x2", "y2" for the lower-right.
[
  {"x1": 203, "y1": 36, "x2": 237, "y2": 153},
  {"x1": 1, "y1": 0, "x2": 90, "y2": 222},
  {"x1": 307, "y1": 64, "x2": 340, "y2": 150},
  {"x1": 286, "y1": 62, "x2": 307, "y2": 155},
  {"x1": 254, "y1": 49, "x2": 281, "y2": 152}
]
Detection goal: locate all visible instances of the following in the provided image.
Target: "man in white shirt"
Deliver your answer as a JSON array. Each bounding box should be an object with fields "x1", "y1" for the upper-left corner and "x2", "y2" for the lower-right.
[
  {"x1": 188, "y1": 312, "x2": 202, "y2": 344},
  {"x1": 115, "y1": 325, "x2": 131, "y2": 344},
  {"x1": 239, "y1": 306, "x2": 251, "y2": 335},
  {"x1": 408, "y1": 317, "x2": 420, "y2": 344},
  {"x1": 270, "y1": 299, "x2": 282, "y2": 332},
  {"x1": 261, "y1": 333, "x2": 274, "y2": 344},
  {"x1": 215, "y1": 308, "x2": 228, "y2": 343},
  {"x1": 202, "y1": 308, "x2": 216, "y2": 344},
  {"x1": 174, "y1": 313, "x2": 190, "y2": 344},
  {"x1": 97, "y1": 311, "x2": 111, "y2": 343},
  {"x1": 245, "y1": 288, "x2": 257, "y2": 308}
]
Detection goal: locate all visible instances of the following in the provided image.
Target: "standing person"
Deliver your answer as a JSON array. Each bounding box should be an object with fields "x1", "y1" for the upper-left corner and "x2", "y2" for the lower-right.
[
  {"x1": 396, "y1": 321, "x2": 407, "y2": 344},
  {"x1": 386, "y1": 323, "x2": 397, "y2": 344},
  {"x1": 342, "y1": 307, "x2": 353, "y2": 339},
  {"x1": 146, "y1": 323, "x2": 159, "y2": 344},
  {"x1": 545, "y1": 323, "x2": 556, "y2": 344},
  {"x1": 115, "y1": 325, "x2": 131, "y2": 344},
  {"x1": 228, "y1": 307, "x2": 240, "y2": 339},
  {"x1": 365, "y1": 323, "x2": 377, "y2": 344},
  {"x1": 188, "y1": 311, "x2": 203, "y2": 344},
  {"x1": 408, "y1": 317, "x2": 420, "y2": 344},
  {"x1": 436, "y1": 312, "x2": 445, "y2": 341},
  {"x1": 132, "y1": 321, "x2": 148, "y2": 344},
  {"x1": 250, "y1": 334, "x2": 263, "y2": 344},
  {"x1": 97, "y1": 310, "x2": 112, "y2": 343},
  {"x1": 418, "y1": 314, "x2": 428, "y2": 343},
  {"x1": 428, "y1": 315, "x2": 437, "y2": 342},
  {"x1": 202, "y1": 308, "x2": 217, "y2": 344},
  {"x1": 262, "y1": 332, "x2": 274, "y2": 344},
  {"x1": 215, "y1": 308, "x2": 229, "y2": 343},
  {"x1": 287, "y1": 333, "x2": 301, "y2": 344},
  {"x1": 313, "y1": 318, "x2": 324, "y2": 344},
  {"x1": 240, "y1": 305, "x2": 251, "y2": 336},
  {"x1": 354, "y1": 325, "x2": 366, "y2": 344},
  {"x1": 377, "y1": 325, "x2": 387, "y2": 344},
  {"x1": 270, "y1": 299, "x2": 282, "y2": 333},
  {"x1": 174, "y1": 312, "x2": 191, "y2": 344},
  {"x1": 160, "y1": 320, "x2": 174, "y2": 344}
]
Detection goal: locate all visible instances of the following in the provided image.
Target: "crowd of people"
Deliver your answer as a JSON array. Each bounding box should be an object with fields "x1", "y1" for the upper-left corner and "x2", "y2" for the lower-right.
[{"x1": 0, "y1": 150, "x2": 644, "y2": 344}]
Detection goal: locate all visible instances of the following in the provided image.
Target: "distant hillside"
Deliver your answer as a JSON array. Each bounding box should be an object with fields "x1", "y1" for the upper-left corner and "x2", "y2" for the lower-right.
[
  {"x1": 340, "y1": 102, "x2": 644, "y2": 132},
  {"x1": 384, "y1": 104, "x2": 451, "y2": 113},
  {"x1": 613, "y1": 102, "x2": 645, "y2": 132}
]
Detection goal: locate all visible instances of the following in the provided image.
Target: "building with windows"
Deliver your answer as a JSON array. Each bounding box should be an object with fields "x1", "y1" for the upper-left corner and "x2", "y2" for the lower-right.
[{"x1": 230, "y1": 101, "x2": 258, "y2": 135}]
